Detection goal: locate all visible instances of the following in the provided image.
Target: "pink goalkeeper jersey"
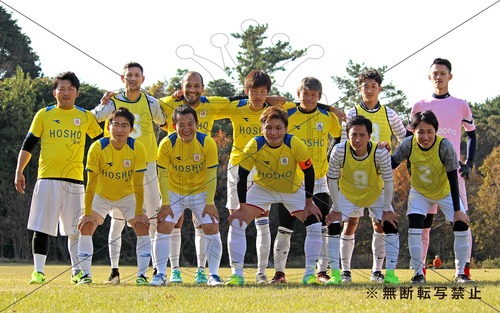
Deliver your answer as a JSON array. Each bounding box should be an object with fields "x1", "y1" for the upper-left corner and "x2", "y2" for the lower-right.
[{"x1": 409, "y1": 94, "x2": 475, "y2": 159}]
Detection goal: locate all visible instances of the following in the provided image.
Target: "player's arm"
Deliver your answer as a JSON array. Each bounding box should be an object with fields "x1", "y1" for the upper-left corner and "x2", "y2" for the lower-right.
[
  {"x1": 390, "y1": 137, "x2": 412, "y2": 169},
  {"x1": 317, "y1": 102, "x2": 346, "y2": 121},
  {"x1": 300, "y1": 158, "x2": 321, "y2": 221},
  {"x1": 14, "y1": 132, "x2": 40, "y2": 193},
  {"x1": 378, "y1": 148, "x2": 398, "y2": 228},
  {"x1": 459, "y1": 130, "x2": 477, "y2": 179},
  {"x1": 327, "y1": 144, "x2": 342, "y2": 211},
  {"x1": 202, "y1": 166, "x2": 219, "y2": 223},
  {"x1": 237, "y1": 166, "x2": 251, "y2": 204},
  {"x1": 133, "y1": 170, "x2": 145, "y2": 215}
]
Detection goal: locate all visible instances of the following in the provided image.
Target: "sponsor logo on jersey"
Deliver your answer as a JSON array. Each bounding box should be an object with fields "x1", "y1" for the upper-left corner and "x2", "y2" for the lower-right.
[
  {"x1": 280, "y1": 157, "x2": 289, "y2": 166},
  {"x1": 199, "y1": 110, "x2": 207, "y2": 118},
  {"x1": 193, "y1": 153, "x2": 201, "y2": 162},
  {"x1": 123, "y1": 159, "x2": 131, "y2": 168},
  {"x1": 316, "y1": 122, "x2": 324, "y2": 131},
  {"x1": 74, "y1": 118, "x2": 81, "y2": 126}
]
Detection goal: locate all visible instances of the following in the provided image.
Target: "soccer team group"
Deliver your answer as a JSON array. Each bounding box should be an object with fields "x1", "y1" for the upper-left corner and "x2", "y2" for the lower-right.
[{"x1": 14, "y1": 57, "x2": 476, "y2": 287}]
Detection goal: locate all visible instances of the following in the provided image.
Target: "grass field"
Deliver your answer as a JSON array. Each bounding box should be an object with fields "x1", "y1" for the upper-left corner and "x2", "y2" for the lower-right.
[{"x1": 0, "y1": 265, "x2": 499, "y2": 313}]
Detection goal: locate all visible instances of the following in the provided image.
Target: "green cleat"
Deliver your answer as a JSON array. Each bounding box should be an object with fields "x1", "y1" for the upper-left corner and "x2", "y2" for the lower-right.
[
  {"x1": 302, "y1": 273, "x2": 321, "y2": 285},
  {"x1": 326, "y1": 269, "x2": 342, "y2": 285},
  {"x1": 28, "y1": 271, "x2": 46, "y2": 285},
  {"x1": 194, "y1": 268, "x2": 208, "y2": 284},
  {"x1": 135, "y1": 274, "x2": 149, "y2": 286},
  {"x1": 71, "y1": 271, "x2": 83, "y2": 284},
  {"x1": 384, "y1": 270, "x2": 400, "y2": 284},
  {"x1": 76, "y1": 274, "x2": 92, "y2": 285},
  {"x1": 170, "y1": 269, "x2": 183, "y2": 283},
  {"x1": 225, "y1": 274, "x2": 244, "y2": 286}
]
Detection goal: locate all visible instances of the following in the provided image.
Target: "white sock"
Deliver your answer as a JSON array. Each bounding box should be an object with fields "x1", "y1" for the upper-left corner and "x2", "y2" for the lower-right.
[
  {"x1": 169, "y1": 228, "x2": 181, "y2": 269},
  {"x1": 273, "y1": 226, "x2": 293, "y2": 273},
  {"x1": 384, "y1": 233, "x2": 399, "y2": 271},
  {"x1": 109, "y1": 218, "x2": 125, "y2": 269},
  {"x1": 326, "y1": 227, "x2": 340, "y2": 270},
  {"x1": 304, "y1": 222, "x2": 322, "y2": 275},
  {"x1": 255, "y1": 217, "x2": 270, "y2": 274},
  {"x1": 195, "y1": 227, "x2": 207, "y2": 269},
  {"x1": 136, "y1": 235, "x2": 151, "y2": 276},
  {"x1": 228, "y1": 219, "x2": 247, "y2": 276},
  {"x1": 454, "y1": 230, "x2": 469, "y2": 276},
  {"x1": 340, "y1": 234, "x2": 355, "y2": 272},
  {"x1": 205, "y1": 233, "x2": 222, "y2": 276},
  {"x1": 78, "y1": 235, "x2": 93, "y2": 276},
  {"x1": 408, "y1": 228, "x2": 424, "y2": 275},
  {"x1": 68, "y1": 233, "x2": 80, "y2": 275},
  {"x1": 153, "y1": 232, "x2": 170, "y2": 275},
  {"x1": 372, "y1": 232, "x2": 385, "y2": 272},
  {"x1": 422, "y1": 227, "x2": 431, "y2": 267},
  {"x1": 467, "y1": 228, "x2": 472, "y2": 263},
  {"x1": 317, "y1": 226, "x2": 328, "y2": 272},
  {"x1": 33, "y1": 254, "x2": 47, "y2": 274}
]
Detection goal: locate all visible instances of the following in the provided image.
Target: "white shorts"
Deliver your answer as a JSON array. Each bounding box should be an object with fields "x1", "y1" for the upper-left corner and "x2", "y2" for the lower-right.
[
  {"x1": 165, "y1": 191, "x2": 217, "y2": 226},
  {"x1": 246, "y1": 183, "x2": 306, "y2": 215},
  {"x1": 338, "y1": 190, "x2": 393, "y2": 223},
  {"x1": 407, "y1": 188, "x2": 466, "y2": 223},
  {"x1": 427, "y1": 171, "x2": 468, "y2": 214},
  {"x1": 27, "y1": 179, "x2": 84, "y2": 236},
  {"x1": 314, "y1": 176, "x2": 329, "y2": 195},
  {"x1": 226, "y1": 161, "x2": 255, "y2": 210},
  {"x1": 92, "y1": 193, "x2": 136, "y2": 222},
  {"x1": 110, "y1": 161, "x2": 160, "y2": 226}
]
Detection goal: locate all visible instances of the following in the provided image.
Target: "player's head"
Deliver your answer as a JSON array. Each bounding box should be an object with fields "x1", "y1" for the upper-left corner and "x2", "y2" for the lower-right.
[
  {"x1": 181, "y1": 71, "x2": 204, "y2": 106},
  {"x1": 346, "y1": 115, "x2": 372, "y2": 156},
  {"x1": 121, "y1": 62, "x2": 145, "y2": 92},
  {"x1": 108, "y1": 107, "x2": 135, "y2": 141},
  {"x1": 173, "y1": 104, "x2": 198, "y2": 143},
  {"x1": 297, "y1": 76, "x2": 322, "y2": 111},
  {"x1": 410, "y1": 110, "x2": 439, "y2": 149},
  {"x1": 244, "y1": 70, "x2": 272, "y2": 107},
  {"x1": 428, "y1": 58, "x2": 453, "y2": 92},
  {"x1": 52, "y1": 71, "x2": 80, "y2": 109},
  {"x1": 260, "y1": 106, "x2": 288, "y2": 147},
  {"x1": 358, "y1": 69, "x2": 382, "y2": 106}
]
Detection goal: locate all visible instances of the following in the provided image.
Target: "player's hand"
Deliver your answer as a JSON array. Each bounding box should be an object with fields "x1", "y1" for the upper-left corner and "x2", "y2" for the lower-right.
[
  {"x1": 325, "y1": 210, "x2": 342, "y2": 226},
  {"x1": 330, "y1": 106, "x2": 346, "y2": 122},
  {"x1": 459, "y1": 161, "x2": 471, "y2": 180},
  {"x1": 228, "y1": 204, "x2": 246, "y2": 227},
  {"x1": 266, "y1": 95, "x2": 286, "y2": 106},
  {"x1": 172, "y1": 90, "x2": 183, "y2": 100},
  {"x1": 157, "y1": 205, "x2": 174, "y2": 223},
  {"x1": 130, "y1": 213, "x2": 150, "y2": 228},
  {"x1": 202, "y1": 204, "x2": 219, "y2": 224},
  {"x1": 77, "y1": 215, "x2": 96, "y2": 231},
  {"x1": 453, "y1": 210, "x2": 470, "y2": 227},
  {"x1": 381, "y1": 210, "x2": 399, "y2": 229},
  {"x1": 304, "y1": 199, "x2": 322, "y2": 222},
  {"x1": 100, "y1": 91, "x2": 116, "y2": 105},
  {"x1": 14, "y1": 172, "x2": 26, "y2": 194},
  {"x1": 377, "y1": 141, "x2": 391, "y2": 152}
]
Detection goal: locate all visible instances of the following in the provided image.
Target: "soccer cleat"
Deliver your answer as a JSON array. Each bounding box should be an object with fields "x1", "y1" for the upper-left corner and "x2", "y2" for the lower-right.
[
  {"x1": 28, "y1": 271, "x2": 46, "y2": 285},
  {"x1": 103, "y1": 269, "x2": 120, "y2": 285},
  {"x1": 326, "y1": 269, "x2": 342, "y2": 285},
  {"x1": 169, "y1": 269, "x2": 183, "y2": 283},
  {"x1": 225, "y1": 274, "x2": 244, "y2": 286},
  {"x1": 410, "y1": 273, "x2": 426, "y2": 284},
  {"x1": 150, "y1": 273, "x2": 167, "y2": 286},
  {"x1": 464, "y1": 263, "x2": 471, "y2": 278},
  {"x1": 76, "y1": 274, "x2": 92, "y2": 285},
  {"x1": 317, "y1": 271, "x2": 330, "y2": 283},
  {"x1": 384, "y1": 270, "x2": 400, "y2": 284},
  {"x1": 194, "y1": 268, "x2": 208, "y2": 284},
  {"x1": 370, "y1": 271, "x2": 385, "y2": 283},
  {"x1": 341, "y1": 271, "x2": 352, "y2": 283},
  {"x1": 454, "y1": 274, "x2": 476, "y2": 284},
  {"x1": 302, "y1": 273, "x2": 321, "y2": 285},
  {"x1": 256, "y1": 272, "x2": 267, "y2": 284},
  {"x1": 135, "y1": 274, "x2": 149, "y2": 286},
  {"x1": 269, "y1": 271, "x2": 286, "y2": 284},
  {"x1": 423, "y1": 267, "x2": 427, "y2": 277},
  {"x1": 71, "y1": 271, "x2": 83, "y2": 284},
  {"x1": 207, "y1": 274, "x2": 224, "y2": 286}
]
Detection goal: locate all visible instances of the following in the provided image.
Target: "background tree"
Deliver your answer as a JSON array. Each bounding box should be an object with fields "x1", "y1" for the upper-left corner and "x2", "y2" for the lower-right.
[{"x1": 0, "y1": 6, "x2": 42, "y2": 79}]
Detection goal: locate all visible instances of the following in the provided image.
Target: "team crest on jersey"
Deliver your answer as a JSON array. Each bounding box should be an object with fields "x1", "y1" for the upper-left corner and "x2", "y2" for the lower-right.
[
  {"x1": 316, "y1": 122, "x2": 324, "y2": 131},
  {"x1": 193, "y1": 153, "x2": 201, "y2": 162},
  {"x1": 199, "y1": 111, "x2": 207, "y2": 118},
  {"x1": 73, "y1": 118, "x2": 81, "y2": 126},
  {"x1": 280, "y1": 157, "x2": 289, "y2": 166},
  {"x1": 123, "y1": 159, "x2": 132, "y2": 168}
]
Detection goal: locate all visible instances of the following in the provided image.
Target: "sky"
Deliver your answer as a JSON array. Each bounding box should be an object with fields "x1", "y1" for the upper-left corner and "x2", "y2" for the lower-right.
[{"x1": 3, "y1": 0, "x2": 500, "y2": 108}]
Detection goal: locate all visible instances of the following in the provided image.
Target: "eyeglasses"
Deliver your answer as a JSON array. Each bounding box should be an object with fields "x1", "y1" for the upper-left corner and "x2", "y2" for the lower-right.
[
  {"x1": 110, "y1": 122, "x2": 131, "y2": 129},
  {"x1": 264, "y1": 126, "x2": 285, "y2": 133}
]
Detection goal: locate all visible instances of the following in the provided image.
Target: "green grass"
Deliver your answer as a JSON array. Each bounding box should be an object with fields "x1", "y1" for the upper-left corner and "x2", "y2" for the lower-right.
[{"x1": 0, "y1": 265, "x2": 499, "y2": 313}]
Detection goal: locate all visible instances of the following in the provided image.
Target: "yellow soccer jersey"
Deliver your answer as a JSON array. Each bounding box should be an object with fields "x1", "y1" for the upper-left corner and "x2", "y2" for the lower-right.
[
  {"x1": 160, "y1": 96, "x2": 231, "y2": 135},
  {"x1": 216, "y1": 99, "x2": 270, "y2": 164},
  {"x1": 287, "y1": 106, "x2": 341, "y2": 178},
  {"x1": 86, "y1": 137, "x2": 147, "y2": 201},
  {"x1": 240, "y1": 134, "x2": 310, "y2": 193},
  {"x1": 409, "y1": 136, "x2": 449, "y2": 200},
  {"x1": 157, "y1": 132, "x2": 219, "y2": 195},
  {"x1": 339, "y1": 140, "x2": 384, "y2": 207},
  {"x1": 355, "y1": 104, "x2": 392, "y2": 145},
  {"x1": 28, "y1": 105, "x2": 102, "y2": 181},
  {"x1": 102, "y1": 92, "x2": 163, "y2": 162}
]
